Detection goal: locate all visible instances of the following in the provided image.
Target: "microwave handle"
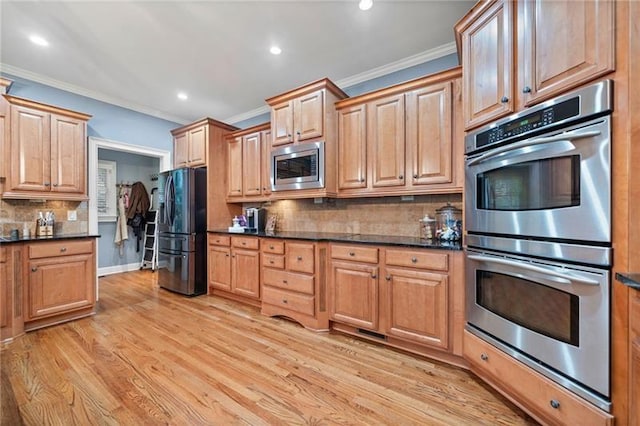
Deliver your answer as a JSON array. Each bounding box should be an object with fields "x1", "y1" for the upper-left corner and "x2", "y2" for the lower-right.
[
  {"x1": 466, "y1": 129, "x2": 602, "y2": 167},
  {"x1": 467, "y1": 254, "x2": 600, "y2": 286}
]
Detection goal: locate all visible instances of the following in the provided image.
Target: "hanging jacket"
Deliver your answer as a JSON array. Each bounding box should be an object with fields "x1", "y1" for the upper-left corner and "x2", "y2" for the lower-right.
[{"x1": 126, "y1": 182, "x2": 150, "y2": 252}]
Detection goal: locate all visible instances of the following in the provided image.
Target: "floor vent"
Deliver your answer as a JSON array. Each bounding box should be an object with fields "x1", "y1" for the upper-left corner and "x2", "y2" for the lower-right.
[{"x1": 357, "y1": 328, "x2": 386, "y2": 340}]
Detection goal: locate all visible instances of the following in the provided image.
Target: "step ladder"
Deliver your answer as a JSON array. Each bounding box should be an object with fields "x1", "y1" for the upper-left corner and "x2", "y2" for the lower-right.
[{"x1": 140, "y1": 209, "x2": 158, "y2": 271}]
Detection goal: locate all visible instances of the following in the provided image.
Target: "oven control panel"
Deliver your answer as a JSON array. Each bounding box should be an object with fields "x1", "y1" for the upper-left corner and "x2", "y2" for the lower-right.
[{"x1": 465, "y1": 79, "x2": 613, "y2": 155}]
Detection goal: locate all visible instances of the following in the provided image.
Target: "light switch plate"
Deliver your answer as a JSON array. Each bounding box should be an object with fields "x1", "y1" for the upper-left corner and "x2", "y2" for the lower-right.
[{"x1": 67, "y1": 210, "x2": 77, "y2": 221}]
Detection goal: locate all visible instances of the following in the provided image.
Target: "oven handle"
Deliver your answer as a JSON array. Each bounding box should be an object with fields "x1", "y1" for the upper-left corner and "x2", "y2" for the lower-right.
[
  {"x1": 467, "y1": 254, "x2": 600, "y2": 286},
  {"x1": 466, "y1": 129, "x2": 602, "y2": 166}
]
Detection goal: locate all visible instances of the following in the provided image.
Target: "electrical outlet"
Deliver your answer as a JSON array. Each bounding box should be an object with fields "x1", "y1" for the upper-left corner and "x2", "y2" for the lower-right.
[{"x1": 67, "y1": 210, "x2": 77, "y2": 221}]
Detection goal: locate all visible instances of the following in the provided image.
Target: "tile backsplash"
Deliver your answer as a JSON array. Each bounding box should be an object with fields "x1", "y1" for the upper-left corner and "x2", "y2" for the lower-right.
[
  {"x1": 0, "y1": 199, "x2": 88, "y2": 237},
  {"x1": 261, "y1": 194, "x2": 463, "y2": 237}
]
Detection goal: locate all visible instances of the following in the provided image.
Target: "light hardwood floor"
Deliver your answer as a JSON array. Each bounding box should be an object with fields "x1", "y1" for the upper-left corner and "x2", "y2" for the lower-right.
[{"x1": 1, "y1": 270, "x2": 537, "y2": 425}]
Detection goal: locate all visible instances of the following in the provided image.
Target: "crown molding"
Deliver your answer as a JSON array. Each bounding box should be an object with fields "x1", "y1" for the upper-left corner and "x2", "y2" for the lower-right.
[
  {"x1": 0, "y1": 63, "x2": 190, "y2": 125},
  {"x1": 335, "y1": 41, "x2": 458, "y2": 89}
]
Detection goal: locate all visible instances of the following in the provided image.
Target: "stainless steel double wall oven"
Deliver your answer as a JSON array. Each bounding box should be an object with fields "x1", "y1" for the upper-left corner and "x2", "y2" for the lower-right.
[{"x1": 464, "y1": 80, "x2": 613, "y2": 411}]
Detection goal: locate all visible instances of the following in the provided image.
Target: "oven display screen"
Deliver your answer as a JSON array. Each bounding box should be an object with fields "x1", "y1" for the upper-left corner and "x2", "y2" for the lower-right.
[
  {"x1": 476, "y1": 271, "x2": 580, "y2": 346},
  {"x1": 505, "y1": 114, "x2": 542, "y2": 132}
]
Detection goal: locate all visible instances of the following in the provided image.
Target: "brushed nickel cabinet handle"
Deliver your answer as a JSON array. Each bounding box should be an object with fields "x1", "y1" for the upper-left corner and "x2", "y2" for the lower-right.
[
  {"x1": 480, "y1": 353, "x2": 488, "y2": 361},
  {"x1": 550, "y1": 400, "x2": 560, "y2": 409},
  {"x1": 413, "y1": 174, "x2": 418, "y2": 179},
  {"x1": 500, "y1": 96, "x2": 509, "y2": 103},
  {"x1": 269, "y1": 260, "x2": 274, "y2": 264},
  {"x1": 297, "y1": 256, "x2": 302, "y2": 261},
  {"x1": 61, "y1": 247, "x2": 67, "y2": 252},
  {"x1": 349, "y1": 252, "x2": 355, "y2": 256},
  {"x1": 398, "y1": 175, "x2": 404, "y2": 179},
  {"x1": 385, "y1": 275, "x2": 391, "y2": 281},
  {"x1": 283, "y1": 279, "x2": 288, "y2": 284},
  {"x1": 523, "y1": 86, "x2": 532, "y2": 94},
  {"x1": 52, "y1": 183, "x2": 59, "y2": 187},
  {"x1": 282, "y1": 299, "x2": 288, "y2": 304},
  {"x1": 44, "y1": 182, "x2": 51, "y2": 187},
  {"x1": 371, "y1": 274, "x2": 377, "y2": 279},
  {"x1": 411, "y1": 257, "x2": 417, "y2": 263},
  {"x1": 31, "y1": 267, "x2": 38, "y2": 272}
]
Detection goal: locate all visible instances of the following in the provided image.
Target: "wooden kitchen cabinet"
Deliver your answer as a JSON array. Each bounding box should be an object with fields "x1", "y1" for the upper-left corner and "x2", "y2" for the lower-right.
[
  {"x1": 226, "y1": 123, "x2": 271, "y2": 202},
  {"x1": 455, "y1": 0, "x2": 615, "y2": 130},
  {"x1": 171, "y1": 117, "x2": 238, "y2": 169},
  {"x1": 24, "y1": 239, "x2": 96, "y2": 331},
  {"x1": 630, "y1": 290, "x2": 640, "y2": 425},
  {"x1": 0, "y1": 78, "x2": 12, "y2": 193},
  {"x1": 2, "y1": 95, "x2": 91, "y2": 200},
  {"x1": 330, "y1": 260, "x2": 379, "y2": 330},
  {"x1": 1, "y1": 247, "x2": 7, "y2": 332},
  {"x1": 270, "y1": 89, "x2": 324, "y2": 146},
  {"x1": 208, "y1": 234, "x2": 261, "y2": 306},
  {"x1": 261, "y1": 239, "x2": 329, "y2": 330},
  {"x1": 1, "y1": 244, "x2": 24, "y2": 343},
  {"x1": 335, "y1": 68, "x2": 463, "y2": 197},
  {"x1": 464, "y1": 330, "x2": 613, "y2": 425},
  {"x1": 261, "y1": 129, "x2": 272, "y2": 197}
]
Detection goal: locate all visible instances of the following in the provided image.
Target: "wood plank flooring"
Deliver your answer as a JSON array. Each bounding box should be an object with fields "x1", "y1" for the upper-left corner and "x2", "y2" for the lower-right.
[{"x1": 1, "y1": 270, "x2": 537, "y2": 425}]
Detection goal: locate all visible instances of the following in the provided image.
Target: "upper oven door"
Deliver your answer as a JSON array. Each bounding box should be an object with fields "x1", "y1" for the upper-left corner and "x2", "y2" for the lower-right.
[{"x1": 465, "y1": 116, "x2": 610, "y2": 243}]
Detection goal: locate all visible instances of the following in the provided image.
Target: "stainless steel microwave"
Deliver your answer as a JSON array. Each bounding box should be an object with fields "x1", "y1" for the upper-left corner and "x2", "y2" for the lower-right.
[{"x1": 270, "y1": 141, "x2": 324, "y2": 191}]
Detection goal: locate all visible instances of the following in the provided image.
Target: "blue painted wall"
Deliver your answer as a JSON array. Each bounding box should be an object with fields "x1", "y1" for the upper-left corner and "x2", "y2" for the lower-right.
[
  {"x1": 97, "y1": 149, "x2": 159, "y2": 270},
  {"x1": 2, "y1": 74, "x2": 181, "y2": 152}
]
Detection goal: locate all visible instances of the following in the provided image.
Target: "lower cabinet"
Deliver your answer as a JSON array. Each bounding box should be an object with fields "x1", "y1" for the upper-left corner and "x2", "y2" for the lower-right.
[
  {"x1": 208, "y1": 234, "x2": 260, "y2": 306},
  {"x1": 464, "y1": 330, "x2": 613, "y2": 425},
  {"x1": 630, "y1": 290, "x2": 640, "y2": 425},
  {"x1": 329, "y1": 244, "x2": 462, "y2": 358},
  {"x1": 261, "y1": 239, "x2": 329, "y2": 331},
  {"x1": 24, "y1": 238, "x2": 96, "y2": 331}
]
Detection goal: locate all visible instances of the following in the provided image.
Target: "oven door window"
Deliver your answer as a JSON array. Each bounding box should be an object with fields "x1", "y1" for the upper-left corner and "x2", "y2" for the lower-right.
[
  {"x1": 477, "y1": 155, "x2": 580, "y2": 211},
  {"x1": 476, "y1": 270, "x2": 579, "y2": 345}
]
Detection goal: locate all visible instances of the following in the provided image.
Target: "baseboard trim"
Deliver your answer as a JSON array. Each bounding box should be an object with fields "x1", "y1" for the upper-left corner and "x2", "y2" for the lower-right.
[{"x1": 98, "y1": 262, "x2": 141, "y2": 276}]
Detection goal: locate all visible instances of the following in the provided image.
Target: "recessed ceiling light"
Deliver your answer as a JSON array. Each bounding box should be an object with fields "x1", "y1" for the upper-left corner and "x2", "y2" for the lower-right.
[
  {"x1": 177, "y1": 92, "x2": 188, "y2": 101},
  {"x1": 29, "y1": 34, "x2": 49, "y2": 47},
  {"x1": 270, "y1": 46, "x2": 282, "y2": 55},
  {"x1": 359, "y1": 0, "x2": 373, "y2": 11}
]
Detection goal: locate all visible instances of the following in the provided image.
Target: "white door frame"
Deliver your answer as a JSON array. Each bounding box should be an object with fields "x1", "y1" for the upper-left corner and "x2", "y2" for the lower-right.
[{"x1": 88, "y1": 136, "x2": 171, "y2": 292}]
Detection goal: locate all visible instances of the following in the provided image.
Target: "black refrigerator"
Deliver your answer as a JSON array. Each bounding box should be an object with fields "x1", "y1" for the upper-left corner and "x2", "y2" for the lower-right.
[{"x1": 157, "y1": 167, "x2": 207, "y2": 296}]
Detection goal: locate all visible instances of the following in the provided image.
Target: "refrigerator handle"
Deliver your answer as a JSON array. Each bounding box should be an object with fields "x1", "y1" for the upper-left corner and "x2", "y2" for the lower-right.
[{"x1": 165, "y1": 174, "x2": 174, "y2": 227}]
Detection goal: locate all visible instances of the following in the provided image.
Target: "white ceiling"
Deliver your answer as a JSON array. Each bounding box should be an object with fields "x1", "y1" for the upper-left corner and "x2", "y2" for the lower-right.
[{"x1": 0, "y1": 1, "x2": 473, "y2": 125}]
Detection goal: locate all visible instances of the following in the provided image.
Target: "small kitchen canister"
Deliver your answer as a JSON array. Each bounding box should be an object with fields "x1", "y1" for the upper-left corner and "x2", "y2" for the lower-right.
[
  {"x1": 419, "y1": 215, "x2": 436, "y2": 240},
  {"x1": 435, "y1": 203, "x2": 462, "y2": 241}
]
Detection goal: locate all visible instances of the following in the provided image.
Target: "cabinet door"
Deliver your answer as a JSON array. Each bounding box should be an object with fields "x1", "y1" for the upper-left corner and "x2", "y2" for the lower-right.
[
  {"x1": 26, "y1": 254, "x2": 94, "y2": 321},
  {"x1": 520, "y1": 0, "x2": 614, "y2": 106},
  {"x1": 227, "y1": 137, "x2": 243, "y2": 198},
  {"x1": 329, "y1": 261, "x2": 379, "y2": 330},
  {"x1": 188, "y1": 126, "x2": 207, "y2": 167},
  {"x1": 271, "y1": 100, "x2": 293, "y2": 146},
  {"x1": 209, "y1": 246, "x2": 231, "y2": 291},
  {"x1": 0, "y1": 250, "x2": 6, "y2": 329},
  {"x1": 384, "y1": 267, "x2": 448, "y2": 349},
  {"x1": 337, "y1": 104, "x2": 367, "y2": 190},
  {"x1": 294, "y1": 90, "x2": 324, "y2": 142},
  {"x1": 368, "y1": 94, "x2": 405, "y2": 189},
  {"x1": 406, "y1": 82, "x2": 453, "y2": 186},
  {"x1": 461, "y1": 0, "x2": 514, "y2": 130},
  {"x1": 10, "y1": 105, "x2": 51, "y2": 192},
  {"x1": 242, "y1": 132, "x2": 262, "y2": 197},
  {"x1": 50, "y1": 114, "x2": 86, "y2": 194},
  {"x1": 173, "y1": 132, "x2": 189, "y2": 169},
  {"x1": 261, "y1": 129, "x2": 272, "y2": 196},
  {"x1": 232, "y1": 249, "x2": 260, "y2": 299},
  {"x1": 632, "y1": 339, "x2": 640, "y2": 426}
]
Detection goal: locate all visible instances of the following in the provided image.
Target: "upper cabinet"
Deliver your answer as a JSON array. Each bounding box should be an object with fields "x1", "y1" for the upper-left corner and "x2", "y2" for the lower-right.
[
  {"x1": 335, "y1": 67, "x2": 463, "y2": 198},
  {"x1": 455, "y1": 0, "x2": 615, "y2": 131},
  {"x1": 1, "y1": 95, "x2": 91, "y2": 200},
  {"x1": 266, "y1": 78, "x2": 348, "y2": 199},
  {"x1": 0, "y1": 78, "x2": 12, "y2": 195},
  {"x1": 226, "y1": 123, "x2": 271, "y2": 202},
  {"x1": 171, "y1": 118, "x2": 237, "y2": 169}
]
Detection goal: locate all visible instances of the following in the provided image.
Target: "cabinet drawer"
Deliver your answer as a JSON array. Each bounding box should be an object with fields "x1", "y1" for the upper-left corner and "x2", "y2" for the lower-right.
[
  {"x1": 286, "y1": 242, "x2": 315, "y2": 274},
  {"x1": 209, "y1": 235, "x2": 230, "y2": 247},
  {"x1": 263, "y1": 269, "x2": 314, "y2": 295},
  {"x1": 29, "y1": 240, "x2": 93, "y2": 259},
  {"x1": 331, "y1": 244, "x2": 379, "y2": 264},
  {"x1": 0, "y1": 247, "x2": 5, "y2": 263},
  {"x1": 385, "y1": 249, "x2": 448, "y2": 271},
  {"x1": 232, "y1": 236, "x2": 259, "y2": 250},
  {"x1": 630, "y1": 289, "x2": 640, "y2": 337},
  {"x1": 262, "y1": 240, "x2": 285, "y2": 254},
  {"x1": 464, "y1": 330, "x2": 612, "y2": 425},
  {"x1": 262, "y1": 254, "x2": 285, "y2": 269},
  {"x1": 262, "y1": 286, "x2": 315, "y2": 316}
]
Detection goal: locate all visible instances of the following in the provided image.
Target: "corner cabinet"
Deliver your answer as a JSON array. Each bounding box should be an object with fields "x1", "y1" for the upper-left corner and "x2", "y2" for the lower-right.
[
  {"x1": 335, "y1": 67, "x2": 463, "y2": 198},
  {"x1": 455, "y1": 0, "x2": 615, "y2": 131},
  {"x1": 2, "y1": 95, "x2": 91, "y2": 200},
  {"x1": 265, "y1": 78, "x2": 347, "y2": 200},
  {"x1": 171, "y1": 118, "x2": 238, "y2": 169}
]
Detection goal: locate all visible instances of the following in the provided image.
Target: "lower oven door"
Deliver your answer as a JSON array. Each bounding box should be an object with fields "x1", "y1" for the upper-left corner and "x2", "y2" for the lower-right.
[
  {"x1": 465, "y1": 115, "x2": 610, "y2": 243},
  {"x1": 466, "y1": 248, "x2": 610, "y2": 406}
]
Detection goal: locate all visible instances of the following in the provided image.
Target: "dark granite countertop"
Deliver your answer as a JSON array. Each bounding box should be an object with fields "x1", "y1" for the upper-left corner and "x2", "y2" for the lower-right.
[
  {"x1": 208, "y1": 229, "x2": 462, "y2": 251},
  {"x1": 615, "y1": 273, "x2": 640, "y2": 291},
  {"x1": 0, "y1": 233, "x2": 100, "y2": 245}
]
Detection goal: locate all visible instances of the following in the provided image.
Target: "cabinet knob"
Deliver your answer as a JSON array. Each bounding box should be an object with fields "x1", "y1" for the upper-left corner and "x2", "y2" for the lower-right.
[
  {"x1": 282, "y1": 299, "x2": 288, "y2": 304},
  {"x1": 61, "y1": 247, "x2": 67, "y2": 252},
  {"x1": 231, "y1": 254, "x2": 236, "y2": 258},
  {"x1": 398, "y1": 175, "x2": 404, "y2": 180},
  {"x1": 523, "y1": 86, "x2": 532, "y2": 94},
  {"x1": 349, "y1": 252, "x2": 355, "y2": 256},
  {"x1": 242, "y1": 242, "x2": 246, "y2": 246},
  {"x1": 269, "y1": 260, "x2": 274, "y2": 264},
  {"x1": 269, "y1": 245, "x2": 275, "y2": 249},
  {"x1": 297, "y1": 256, "x2": 302, "y2": 261},
  {"x1": 385, "y1": 275, "x2": 391, "y2": 281},
  {"x1": 31, "y1": 267, "x2": 38, "y2": 272},
  {"x1": 44, "y1": 182, "x2": 51, "y2": 187},
  {"x1": 371, "y1": 274, "x2": 377, "y2": 279},
  {"x1": 413, "y1": 174, "x2": 418, "y2": 179},
  {"x1": 411, "y1": 257, "x2": 417, "y2": 263},
  {"x1": 296, "y1": 131, "x2": 301, "y2": 136},
  {"x1": 549, "y1": 400, "x2": 560, "y2": 409},
  {"x1": 255, "y1": 188, "x2": 260, "y2": 191},
  {"x1": 360, "y1": 178, "x2": 365, "y2": 183},
  {"x1": 500, "y1": 96, "x2": 509, "y2": 103},
  {"x1": 52, "y1": 183, "x2": 59, "y2": 187},
  {"x1": 480, "y1": 353, "x2": 488, "y2": 361},
  {"x1": 283, "y1": 279, "x2": 288, "y2": 284},
  {"x1": 226, "y1": 254, "x2": 230, "y2": 257}
]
